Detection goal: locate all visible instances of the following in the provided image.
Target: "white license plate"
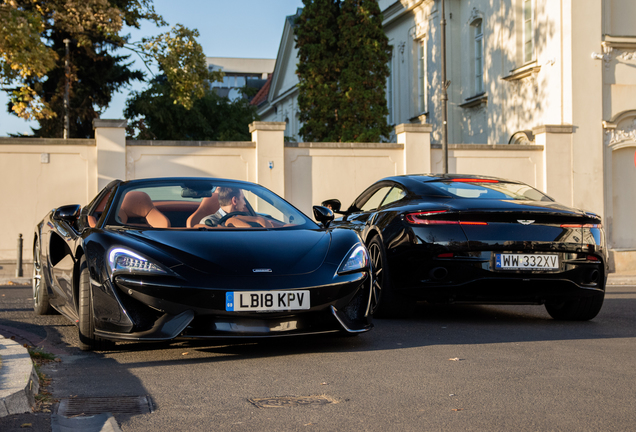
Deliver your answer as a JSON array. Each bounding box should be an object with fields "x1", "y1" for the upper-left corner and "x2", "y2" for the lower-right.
[
  {"x1": 495, "y1": 253, "x2": 559, "y2": 270},
  {"x1": 225, "y1": 290, "x2": 310, "y2": 311}
]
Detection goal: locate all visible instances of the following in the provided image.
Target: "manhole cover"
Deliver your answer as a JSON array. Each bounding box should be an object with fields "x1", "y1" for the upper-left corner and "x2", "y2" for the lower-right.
[
  {"x1": 57, "y1": 395, "x2": 154, "y2": 417},
  {"x1": 248, "y1": 395, "x2": 338, "y2": 408}
]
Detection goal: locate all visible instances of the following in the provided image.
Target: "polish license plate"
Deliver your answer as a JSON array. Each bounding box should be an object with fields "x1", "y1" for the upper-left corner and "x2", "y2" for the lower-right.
[
  {"x1": 225, "y1": 290, "x2": 310, "y2": 311},
  {"x1": 495, "y1": 253, "x2": 559, "y2": 270}
]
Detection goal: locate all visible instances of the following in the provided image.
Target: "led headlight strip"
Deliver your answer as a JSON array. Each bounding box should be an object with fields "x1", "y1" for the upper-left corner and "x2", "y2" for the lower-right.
[
  {"x1": 338, "y1": 244, "x2": 369, "y2": 275},
  {"x1": 108, "y1": 247, "x2": 167, "y2": 275}
]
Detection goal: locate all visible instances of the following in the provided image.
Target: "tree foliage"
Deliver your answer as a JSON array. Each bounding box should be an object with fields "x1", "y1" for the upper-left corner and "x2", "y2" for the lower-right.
[
  {"x1": 125, "y1": 75, "x2": 259, "y2": 141},
  {"x1": 295, "y1": 0, "x2": 391, "y2": 142},
  {"x1": 0, "y1": 0, "x2": 213, "y2": 138}
]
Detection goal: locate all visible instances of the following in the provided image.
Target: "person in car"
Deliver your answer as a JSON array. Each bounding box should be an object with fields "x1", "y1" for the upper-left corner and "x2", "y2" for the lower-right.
[{"x1": 201, "y1": 187, "x2": 248, "y2": 226}]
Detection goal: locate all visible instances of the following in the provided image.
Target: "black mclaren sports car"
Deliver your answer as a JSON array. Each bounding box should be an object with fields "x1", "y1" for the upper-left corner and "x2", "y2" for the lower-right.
[
  {"x1": 322, "y1": 174, "x2": 607, "y2": 320},
  {"x1": 33, "y1": 178, "x2": 372, "y2": 350}
]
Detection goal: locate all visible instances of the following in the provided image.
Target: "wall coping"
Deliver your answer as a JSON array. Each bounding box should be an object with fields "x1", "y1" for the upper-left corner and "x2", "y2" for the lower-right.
[
  {"x1": 249, "y1": 121, "x2": 287, "y2": 132},
  {"x1": 127, "y1": 140, "x2": 255, "y2": 148},
  {"x1": 395, "y1": 123, "x2": 433, "y2": 133},
  {"x1": 532, "y1": 124, "x2": 574, "y2": 134},
  {"x1": 0, "y1": 138, "x2": 95, "y2": 146},
  {"x1": 431, "y1": 143, "x2": 545, "y2": 151},
  {"x1": 93, "y1": 119, "x2": 127, "y2": 128},
  {"x1": 286, "y1": 142, "x2": 403, "y2": 149}
]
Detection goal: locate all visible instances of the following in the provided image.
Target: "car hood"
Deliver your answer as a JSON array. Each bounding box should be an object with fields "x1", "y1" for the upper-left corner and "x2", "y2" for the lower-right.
[{"x1": 122, "y1": 229, "x2": 332, "y2": 276}]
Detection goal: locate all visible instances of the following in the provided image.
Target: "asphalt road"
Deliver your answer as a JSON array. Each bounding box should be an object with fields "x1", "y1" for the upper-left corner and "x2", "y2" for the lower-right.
[{"x1": 1, "y1": 282, "x2": 636, "y2": 431}]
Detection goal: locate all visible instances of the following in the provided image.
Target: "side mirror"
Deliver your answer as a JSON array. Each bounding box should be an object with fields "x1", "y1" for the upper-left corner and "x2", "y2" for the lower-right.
[
  {"x1": 313, "y1": 205, "x2": 334, "y2": 229},
  {"x1": 320, "y1": 199, "x2": 342, "y2": 213},
  {"x1": 53, "y1": 204, "x2": 82, "y2": 222}
]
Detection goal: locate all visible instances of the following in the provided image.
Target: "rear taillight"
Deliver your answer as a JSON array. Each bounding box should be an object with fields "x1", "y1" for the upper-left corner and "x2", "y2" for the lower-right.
[
  {"x1": 437, "y1": 253, "x2": 454, "y2": 258},
  {"x1": 586, "y1": 255, "x2": 599, "y2": 261},
  {"x1": 405, "y1": 212, "x2": 488, "y2": 226},
  {"x1": 560, "y1": 224, "x2": 602, "y2": 228},
  {"x1": 405, "y1": 211, "x2": 448, "y2": 224}
]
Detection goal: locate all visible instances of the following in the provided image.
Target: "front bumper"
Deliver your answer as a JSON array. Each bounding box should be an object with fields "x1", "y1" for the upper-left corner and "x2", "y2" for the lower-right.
[{"x1": 91, "y1": 272, "x2": 372, "y2": 341}]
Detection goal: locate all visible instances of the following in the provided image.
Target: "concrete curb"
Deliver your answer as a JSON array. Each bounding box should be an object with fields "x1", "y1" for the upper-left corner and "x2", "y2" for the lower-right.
[{"x1": 0, "y1": 337, "x2": 39, "y2": 417}]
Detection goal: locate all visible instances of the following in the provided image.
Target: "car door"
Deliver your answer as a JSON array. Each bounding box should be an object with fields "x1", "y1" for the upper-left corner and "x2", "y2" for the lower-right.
[{"x1": 48, "y1": 206, "x2": 83, "y2": 313}]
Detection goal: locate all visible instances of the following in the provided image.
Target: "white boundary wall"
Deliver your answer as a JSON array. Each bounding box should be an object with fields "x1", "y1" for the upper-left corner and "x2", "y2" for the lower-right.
[{"x1": 0, "y1": 121, "x2": 551, "y2": 263}]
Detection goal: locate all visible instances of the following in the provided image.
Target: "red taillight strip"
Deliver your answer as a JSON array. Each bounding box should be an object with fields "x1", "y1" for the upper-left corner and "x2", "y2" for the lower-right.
[
  {"x1": 450, "y1": 178, "x2": 499, "y2": 183},
  {"x1": 560, "y1": 224, "x2": 602, "y2": 228},
  {"x1": 405, "y1": 211, "x2": 447, "y2": 223},
  {"x1": 405, "y1": 213, "x2": 488, "y2": 226},
  {"x1": 437, "y1": 253, "x2": 454, "y2": 258}
]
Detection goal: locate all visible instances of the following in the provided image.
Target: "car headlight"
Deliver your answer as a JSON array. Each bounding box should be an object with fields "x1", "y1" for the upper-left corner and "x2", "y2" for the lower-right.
[
  {"x1": 338, "y1": 244, "x2": 369, "y2": 275},
  {"x1": 108, "y1": 247, "x2": 168, "y2": 276}
]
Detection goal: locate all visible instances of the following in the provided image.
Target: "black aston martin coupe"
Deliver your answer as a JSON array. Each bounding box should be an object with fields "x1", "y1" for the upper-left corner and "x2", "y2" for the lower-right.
[
  {"x1": 33, "y1": 178, "x2": 372, "y2": 350},
  {"x1": 322, "y1": 174, "x2": 607, "y2": 320}
]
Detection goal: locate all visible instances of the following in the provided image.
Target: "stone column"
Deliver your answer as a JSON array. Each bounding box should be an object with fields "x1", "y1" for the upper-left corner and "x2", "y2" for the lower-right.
[
  {"x1": 249, "y1": 121, "x2": 286, "y2": 197},
  {"x1": 395, "y1": 123, "x2": 433, "y2": 174},
  {"x1": 93, "y1": 119, "x2": 127, "y2": 190},
  {"x1": 533, "y1": 125, "x2": 574, "y2": 206}
]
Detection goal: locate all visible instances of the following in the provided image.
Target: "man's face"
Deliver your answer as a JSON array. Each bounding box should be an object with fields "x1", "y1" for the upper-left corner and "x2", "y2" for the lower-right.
[{"x1": 233, "y1": 191, "x2": 247, "y2": 212}]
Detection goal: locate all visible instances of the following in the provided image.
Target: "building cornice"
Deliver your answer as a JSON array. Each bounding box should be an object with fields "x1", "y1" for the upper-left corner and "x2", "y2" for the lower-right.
[
  {"x1": 532, "y1": 125, "x2": 574, "y2": 135},
  {"x1": 383, "y1": 0, "x2": 426, "y2": 28},
  {"x1": 602, "y1": 35, "x2": 636, "y2": 50},
  {"x1": 501, "y1": 61, "x2": 541, "y2": 81}
]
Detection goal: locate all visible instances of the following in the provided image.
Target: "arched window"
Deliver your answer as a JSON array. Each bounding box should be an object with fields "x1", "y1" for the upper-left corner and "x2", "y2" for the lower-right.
[
  {"x1": 473, "y1": 19, "x2": 484, "y2": 95},
  {"x1": 417, "y1": 38, "x2": 427, "y2": 113},
  {"x1": 387, "y1": 47, "x2": 394, "y2": 124},
  {"x1": 523, "y1": 0, "x2": 534, "y2": 63}
]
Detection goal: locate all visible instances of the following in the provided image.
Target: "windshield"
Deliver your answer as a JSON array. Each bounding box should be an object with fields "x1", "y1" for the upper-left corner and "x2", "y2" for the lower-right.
[
  {"x1": 431, "y1": 180, "x2": 553, "y2": 201},
  {"x1": 108, "y1": 179, "x2": 316, "y2": 229}
]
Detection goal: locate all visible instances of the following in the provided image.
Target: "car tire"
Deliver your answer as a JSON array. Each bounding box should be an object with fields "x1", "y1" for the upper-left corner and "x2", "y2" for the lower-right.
[
  {"x1": 368, "y1": 237, "x2": 414, "y2": 318},
  {"x1": 545, "y1": 291, "x2": 605, "y2": 321},
  {"x1": 78, "y1": 255, "x2": 115, "y2": 351},
  {"x1": 33, "y1": 241, "x2": 54, "y2": 315}
]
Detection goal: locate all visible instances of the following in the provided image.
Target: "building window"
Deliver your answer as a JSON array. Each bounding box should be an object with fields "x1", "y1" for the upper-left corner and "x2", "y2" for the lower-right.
[
  {"x1": 523, "y1": 0, "x2": 534, "y2": 63},
  {"x1": 474, "y1": 19, "x2": 484, "y2": 94},
  {"x1": 387, "y1": 51, "x2": 393, "y2": 124},
  {"x1": 417, "y1": 39, "x2": 427, "y2": 114}
]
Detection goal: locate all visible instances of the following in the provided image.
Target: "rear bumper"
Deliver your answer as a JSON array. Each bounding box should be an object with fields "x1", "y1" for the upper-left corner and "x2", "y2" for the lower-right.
[{"x1": 393, "y1": 250, "x2": 606, "y2": 304}]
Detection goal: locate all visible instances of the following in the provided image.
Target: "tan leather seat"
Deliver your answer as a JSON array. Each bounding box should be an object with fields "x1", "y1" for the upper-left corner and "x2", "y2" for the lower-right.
[
  {"x1": 118, "y1": 191, "x2": 171, "y2": 228},
  {"x1": 186, "y1": 193, "x2": 220, "y2": 227}
]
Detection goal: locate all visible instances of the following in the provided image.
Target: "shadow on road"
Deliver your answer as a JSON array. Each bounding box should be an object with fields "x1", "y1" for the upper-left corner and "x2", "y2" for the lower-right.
[{"x1": 3, "y1": 283, "x2": 635, "y2": 368}]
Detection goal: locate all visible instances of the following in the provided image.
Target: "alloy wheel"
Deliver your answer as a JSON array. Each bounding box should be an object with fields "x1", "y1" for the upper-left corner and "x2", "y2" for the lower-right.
[
  {"x1": 32, "y1": 243, "x2": 42, "y2": 306},
  {"x1": 368, "y1": 242, "x2": 383, "y2": 314}
]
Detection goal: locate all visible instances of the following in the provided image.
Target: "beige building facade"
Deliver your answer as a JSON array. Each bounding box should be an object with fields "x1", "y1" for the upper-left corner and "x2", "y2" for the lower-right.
[{"x1": 257, "y1": 0, "x2": 636, "y2": 269}]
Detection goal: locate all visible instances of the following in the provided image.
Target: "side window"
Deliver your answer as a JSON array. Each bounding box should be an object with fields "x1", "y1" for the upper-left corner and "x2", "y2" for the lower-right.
[
  {"x1": 381, "y1": 187, "x2": 407, "y2": 207},
  {"x1": 360, "y1": 186, "x2": 392, "y2": 212},
  {"x1": 87, "y1": 190, "x2": 113, "y2": 227}
]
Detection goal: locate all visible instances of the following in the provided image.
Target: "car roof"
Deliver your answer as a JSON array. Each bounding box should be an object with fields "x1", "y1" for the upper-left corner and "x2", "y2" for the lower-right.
[{"x1": 374, "y1": 174, "x2": 525, "y2": 195}]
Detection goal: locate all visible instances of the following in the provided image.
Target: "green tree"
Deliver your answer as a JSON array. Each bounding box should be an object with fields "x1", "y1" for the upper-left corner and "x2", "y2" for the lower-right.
[
  {"x1": 337, "y1": 0, "x2": 391, "y2": 142},
  {"x1": 295, "y1": 0, "x2": 341, "y2": 142},
  {"x1": 125, "y1": 75, "x2": 259, "y2": 141},
  {"x1": 0, "y1": 0, "x2": 212, "y2": 138},
  {"x1": 295, "y1": 0, "x2": 391, "y2": 142}
]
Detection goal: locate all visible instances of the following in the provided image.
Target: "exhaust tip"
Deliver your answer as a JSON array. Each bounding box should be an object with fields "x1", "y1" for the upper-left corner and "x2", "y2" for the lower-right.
[
  {"x1": 587, "y1": 269, "x2": 600, "y2": 284},
  {"x1": 430, "y1": 267, "x2": 448, "y2": 281}
]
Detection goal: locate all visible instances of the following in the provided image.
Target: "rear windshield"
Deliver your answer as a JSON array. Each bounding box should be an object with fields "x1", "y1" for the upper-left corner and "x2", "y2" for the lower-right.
[{"x1": 431, "y1": 180, "x2": 553, "y2": 201}]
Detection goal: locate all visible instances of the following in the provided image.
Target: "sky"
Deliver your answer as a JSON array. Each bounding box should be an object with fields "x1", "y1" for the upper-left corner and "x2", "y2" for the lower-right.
[{"x1": 0, "y1": 0, "x2": 304, "y2": 136}]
